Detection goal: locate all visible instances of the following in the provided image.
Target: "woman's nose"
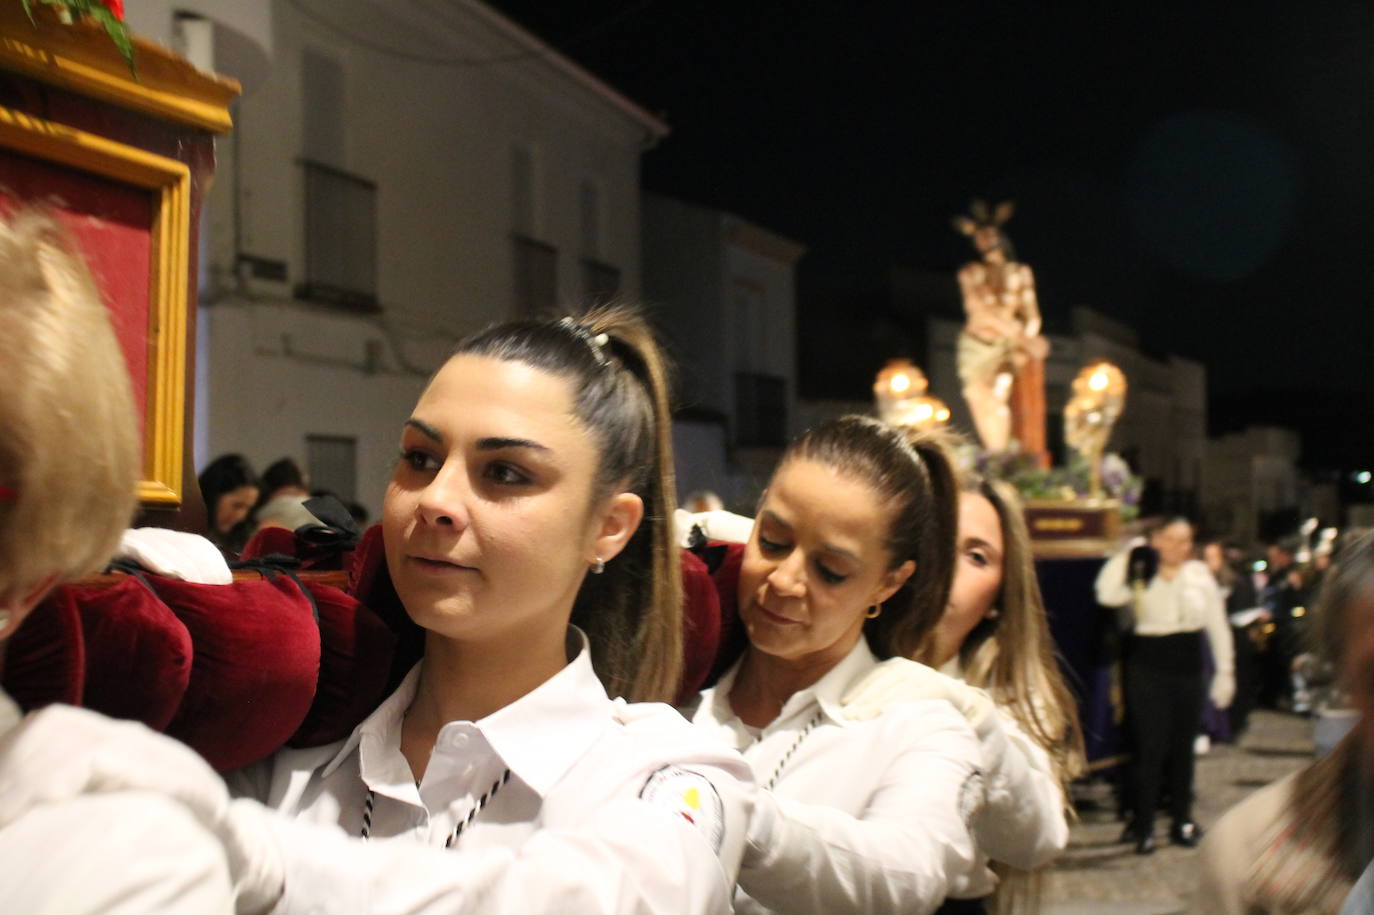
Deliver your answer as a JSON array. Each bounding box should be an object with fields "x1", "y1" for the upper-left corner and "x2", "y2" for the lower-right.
[
  {"x1": 415, "y1": 464, "x2": 471, "y2": 530},
  {"x1": 767, "y1": 551, "x2": 807, "y2": 597}
]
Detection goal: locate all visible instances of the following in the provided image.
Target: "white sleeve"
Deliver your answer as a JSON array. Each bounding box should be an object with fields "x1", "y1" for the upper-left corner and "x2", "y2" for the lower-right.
[
  {"x1": 1093, "y1": 542, "x2": 1136, "y2": 608},
  {"x1": 737, "y1": 708, "x2": 981, "y2": 915},
  {"x1": 0, "y1": 791, "x2": 235, "y2": 915},
  {"x1": 1199, "y1": 569, "x2": 1235, "y2": 675},
  {"x1": 237, "y1": 795, "x2": 736, "y2": 915},
  {"x1": 964, "y1": 709, "x2": 1067, "y2": 873}
]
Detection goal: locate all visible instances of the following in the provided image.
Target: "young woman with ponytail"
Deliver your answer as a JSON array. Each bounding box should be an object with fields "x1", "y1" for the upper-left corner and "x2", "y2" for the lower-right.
[
  {"x1": 206, "y1": 306, "x2": 752, "y2": 911},
  {"x1": 680, "y1": 418, "x2": 1073, "y2": 913},
  {"x1": 680, "y1": 417, "x2": 985, "y2": 913}
]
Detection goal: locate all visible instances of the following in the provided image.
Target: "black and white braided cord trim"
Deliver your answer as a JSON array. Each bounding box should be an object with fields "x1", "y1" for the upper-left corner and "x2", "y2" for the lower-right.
[{"x1": 361, "y1": 768, "x2": 512, "y2": 848}]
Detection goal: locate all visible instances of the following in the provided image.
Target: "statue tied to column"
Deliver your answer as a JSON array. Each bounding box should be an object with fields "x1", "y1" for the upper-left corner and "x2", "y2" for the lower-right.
[{"x1": 952, "y1": 200, "x2": 1050, "y2": 462}]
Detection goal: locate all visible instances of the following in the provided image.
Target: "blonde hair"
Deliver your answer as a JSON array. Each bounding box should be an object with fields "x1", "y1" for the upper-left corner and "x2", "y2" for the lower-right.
[
  {"x1": 451, "y1": 304, "x2": 682, "y2": 702},
  {"x1": 0, "y1": 209, "x2": 139, "y2": 598},
  {"x1": 906, "y1": 432, "x2": 1085, "y2": 914}
]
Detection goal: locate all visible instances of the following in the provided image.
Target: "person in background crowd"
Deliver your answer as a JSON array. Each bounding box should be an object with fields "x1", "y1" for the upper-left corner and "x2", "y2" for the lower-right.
[
  {"x1": 1199, "y1": 530, "x2": 1374, "y2": 913},
  {"x1": 683, "y1": 416, "x2": 1068, "y2": 914},
  {"x1": 1203, "y1": 539, "x2": 1265, "y2": 739},
  {"x1": 258, "y1": 458, "x2": 311, "y2": 506},
  {"x1": 198, "y1": 454, "x2": 260, "y2": 556},
  {"x1": 915, "y1": 470, "x2": 1084, "y2": 912},
  {"x1": 249, "y1": 458, "x2": 314, "y2": 536},
  {"x1": 1095, "y1": 517, "x2": 1234, "y2": 855},
  {"x1": 0, "y1": 209, "x2": 237, "y2": 912},
  {"x1": 1260, "y1": 538, "x2": 1307, "y2": 710}
]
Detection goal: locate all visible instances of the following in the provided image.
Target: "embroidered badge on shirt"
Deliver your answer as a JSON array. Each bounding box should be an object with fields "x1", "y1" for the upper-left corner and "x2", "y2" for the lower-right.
[{"x1": 639, "y1": 766, "x2": 725, "y2": 853}]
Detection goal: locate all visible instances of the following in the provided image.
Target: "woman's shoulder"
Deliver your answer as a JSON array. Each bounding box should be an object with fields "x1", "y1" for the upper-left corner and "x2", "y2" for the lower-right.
[
  {"x1": 609, "y1": 699, "x2": 743, "y2": 763},
  {"x1": 837, "y1": 656, "x2": 983, "y2": 733}
]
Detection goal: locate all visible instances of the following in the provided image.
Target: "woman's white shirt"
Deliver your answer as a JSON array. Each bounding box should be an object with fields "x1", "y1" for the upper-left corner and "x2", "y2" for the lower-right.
[
  {"x1": 936, "y1": 656, "x2": 1070, "y2": 881},
  {"x1": 682, "y1": 638, "x2": 983, "y2": 915},
  {"x1": 228, "y1": 629, "x2": 754, "y2": 915},
  {"x1": 1095, "y1": 548, "x2": 1235, "y2": 673}
]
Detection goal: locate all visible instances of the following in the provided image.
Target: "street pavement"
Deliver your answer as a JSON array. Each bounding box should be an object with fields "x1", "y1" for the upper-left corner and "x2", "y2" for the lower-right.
[{"x1": 1042, "y1": 709, "x2": 1316, "y2": 913}]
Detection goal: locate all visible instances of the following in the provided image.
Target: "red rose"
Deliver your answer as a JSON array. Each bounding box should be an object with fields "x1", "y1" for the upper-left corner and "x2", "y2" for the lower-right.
[{"x1": 98, "y1": 0, "x2": 124, "y2": 20}]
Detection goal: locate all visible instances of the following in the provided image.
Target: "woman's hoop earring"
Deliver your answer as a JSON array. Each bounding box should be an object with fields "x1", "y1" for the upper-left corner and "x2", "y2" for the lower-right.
[
  {"x1": 591, "y1": 557, "x2": 606, "y2": 575},
  {"x1": 865, "y1": 603, "x2": 882, "y2": 620}
]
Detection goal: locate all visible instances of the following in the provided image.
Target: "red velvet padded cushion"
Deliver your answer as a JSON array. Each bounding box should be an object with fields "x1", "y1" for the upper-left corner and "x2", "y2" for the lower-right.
[
  {"x1": 153, "y1": 574, "x2": 321, "y2": 772},
  {"x1": 287, "y1": 580, "x2": 398, "y2": 748},
  {"x1": 705, "y1": 542, "x2": 748, "y2": 686},
  {"x1": 678, "y1": 549, "x2": 722, "y2": 704},
  {"x1": 76, "y1": 576, "x2": 192, "y2": 731},
  {"x1": 2, "y1": 587, "x2": 84, "y2": 710}
]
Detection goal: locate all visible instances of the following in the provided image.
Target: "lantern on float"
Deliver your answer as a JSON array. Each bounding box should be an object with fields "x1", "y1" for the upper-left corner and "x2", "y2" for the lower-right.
[
  {"x1": 874, "y1": 359, "x2": 951, "y2": 432},
  {"x1": 1064, "y1": 360, "x2": 1127, "y2": 498}
]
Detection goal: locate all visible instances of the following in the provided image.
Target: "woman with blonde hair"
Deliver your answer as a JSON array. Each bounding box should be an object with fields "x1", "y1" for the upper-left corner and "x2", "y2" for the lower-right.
[
  {"x1": 0, "y1": 208, "x2": 237, "y2": 911},
  {"x1": 915, "y1": 469, "x2": 1085, "y2": 911},
  {"x1": 919, "y1": 471, "x2": 1085, "y2": 796}
]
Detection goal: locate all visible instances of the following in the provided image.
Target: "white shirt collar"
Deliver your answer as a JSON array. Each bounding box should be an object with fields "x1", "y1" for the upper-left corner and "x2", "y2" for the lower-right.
[
  {"x1": 321, "y1": 627, "x2": 610, "y2": 798},
  {"x1": 703, "y1": 636, "x2": 881, "y2": 728}
]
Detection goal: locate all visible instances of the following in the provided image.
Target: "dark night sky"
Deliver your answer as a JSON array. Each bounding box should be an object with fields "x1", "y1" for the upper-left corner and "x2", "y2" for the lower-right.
[{"x1": 490, "y1": 2, "x2": 1373, "y2": 468}]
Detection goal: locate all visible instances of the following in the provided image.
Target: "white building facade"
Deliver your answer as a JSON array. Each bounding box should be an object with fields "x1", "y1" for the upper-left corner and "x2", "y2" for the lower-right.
[
  {"x1": 642, "y1": 194, "x2": 805, "y2": 512},
  {"x1": 130, "y1": 0, "x2": 666, "y2": 519}
]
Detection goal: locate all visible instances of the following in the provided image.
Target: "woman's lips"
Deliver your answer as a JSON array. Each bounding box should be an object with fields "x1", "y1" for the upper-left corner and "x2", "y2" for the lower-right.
[
  {"x1": 408, "y1": 555, "x2": 476, "y2": 575},
  {"x1": 757, "y1": 604, "x2": 802, "y2": 626}
]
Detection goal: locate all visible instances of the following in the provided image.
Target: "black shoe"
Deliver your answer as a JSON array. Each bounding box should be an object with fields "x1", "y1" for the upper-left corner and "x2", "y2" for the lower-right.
[
  {"x1": 1170, "y1": 821, "x2": 1204, "y2": 847},
  {"x1": 1135, "y1": 833, "x2": 1157, "y2": 855},
  {"x1": 1119, "y1": 820, "x2": 1138, "y2": 844}
]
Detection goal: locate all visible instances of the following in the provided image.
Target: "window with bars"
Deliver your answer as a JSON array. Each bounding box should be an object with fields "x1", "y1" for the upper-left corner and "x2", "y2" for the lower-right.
[{"x1": 296, "y1": 160, "x2": 378, "y2": 311}]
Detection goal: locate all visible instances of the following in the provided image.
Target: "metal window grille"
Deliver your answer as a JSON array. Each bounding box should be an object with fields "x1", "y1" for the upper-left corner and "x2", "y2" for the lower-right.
[
  {"x1": 296, "y1": 160, "x2": 378, "y2": 312},
  {"x1": 306, "y1": 434, "x2": 357, "y2": 503}
]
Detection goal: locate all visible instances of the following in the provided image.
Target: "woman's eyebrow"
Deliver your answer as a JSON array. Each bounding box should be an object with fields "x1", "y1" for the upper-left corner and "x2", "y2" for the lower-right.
[
  {"x1": 404, "y1": 418, "x2": 442, "y2": 442},
  {"x1": 477, "y1": 437, "x2": 551, "y2": 453},
  {"x1": 963, "y1": 536, "x2": 1001, "y2": 556}
]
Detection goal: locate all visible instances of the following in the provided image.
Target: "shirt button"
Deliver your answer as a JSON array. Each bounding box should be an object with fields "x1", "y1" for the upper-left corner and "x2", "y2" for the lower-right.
[{"x1": 448, "y1": 733, "x2": 469, "y2": 749}]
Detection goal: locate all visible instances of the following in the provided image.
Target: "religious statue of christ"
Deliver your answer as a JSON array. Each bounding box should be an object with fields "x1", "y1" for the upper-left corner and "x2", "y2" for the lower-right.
[{"x1": 952, "y1": 200, "x2": 1049, "y2": 462}]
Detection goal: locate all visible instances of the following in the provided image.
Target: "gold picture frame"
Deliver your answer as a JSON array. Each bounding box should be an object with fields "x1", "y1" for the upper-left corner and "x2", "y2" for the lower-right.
[{"x1": 0, "y1": 105, "x2": 190, "y2": 507}]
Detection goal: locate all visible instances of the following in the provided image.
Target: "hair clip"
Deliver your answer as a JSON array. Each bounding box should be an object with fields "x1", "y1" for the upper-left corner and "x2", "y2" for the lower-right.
[
  {"x1": 0, "y1": 484, "x2": 16, "y2": 502},
  {"x1": 559, "y1": 317, "x2": 611, "y2": 368}
]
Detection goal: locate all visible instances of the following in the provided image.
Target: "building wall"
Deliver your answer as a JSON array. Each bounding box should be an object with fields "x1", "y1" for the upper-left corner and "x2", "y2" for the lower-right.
[
  {"x1": 644, "y1": 195, "x2": 804, "y2": 510},
  {"x1": 1203, "y1": 426, "x2": 1302, "y2": 546},
  {"x1": 166, "y1": 0, "x2": 660, "y2": 516}
]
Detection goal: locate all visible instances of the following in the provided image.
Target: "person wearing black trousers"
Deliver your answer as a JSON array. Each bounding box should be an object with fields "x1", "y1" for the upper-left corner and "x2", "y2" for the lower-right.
[{"x1": 1096, "y1": 518, "x2": 1236, "y2": 855}]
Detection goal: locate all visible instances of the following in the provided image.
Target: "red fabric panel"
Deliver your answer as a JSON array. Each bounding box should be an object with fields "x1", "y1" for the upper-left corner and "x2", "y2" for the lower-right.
[
  {"x1": 239, "y1": 526, "x2": 299, "y2": 561},
  {"x1": 76, "y1": 576, "x2": 192, "y2": 731},
  {"x1": 677, "y1": 549, "x2": 722, "y2": 704},
  {"x1": 155, "y1": 574, "x2": 320, "y2": 772},
  {"x1": 1, "y1": 588, "x2": 85, "y2": 709},
  {"x1": 0, "y1": 150, "x2": 153, "y2": 435},
  {"x1": 706, "y1": 542, "x2": 749, "y2": 686},
  {"x1": 287, "y1": 581, "x2": 398, "y2": 748}
]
